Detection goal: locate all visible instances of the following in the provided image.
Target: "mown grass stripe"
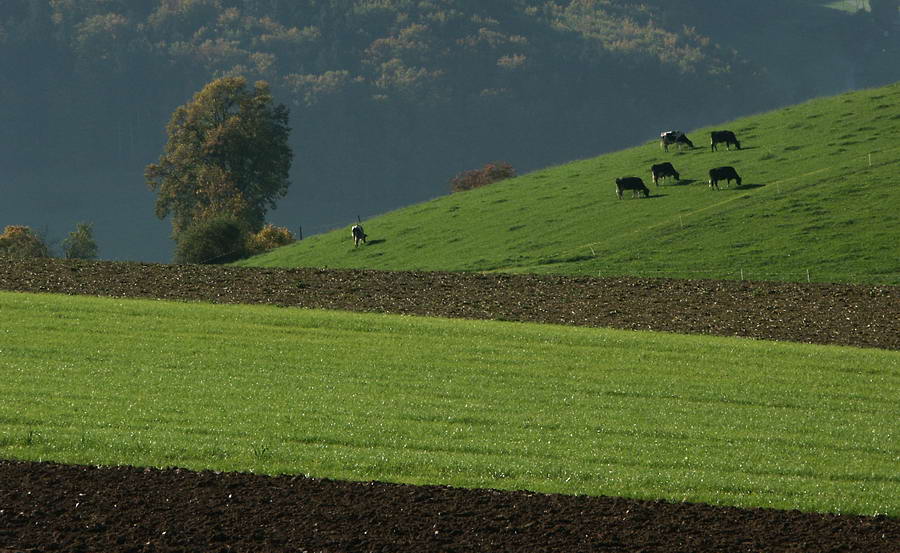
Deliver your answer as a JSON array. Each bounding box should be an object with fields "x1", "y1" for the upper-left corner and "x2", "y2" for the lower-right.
[{"x1": 1, "y1": 291, "x2": 898, "y2": 516}]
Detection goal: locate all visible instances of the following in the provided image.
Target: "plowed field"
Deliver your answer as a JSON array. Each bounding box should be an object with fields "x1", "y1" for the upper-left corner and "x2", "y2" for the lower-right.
[{"x1": 2, "y1": 258, "x2": 898, "y2": 552}]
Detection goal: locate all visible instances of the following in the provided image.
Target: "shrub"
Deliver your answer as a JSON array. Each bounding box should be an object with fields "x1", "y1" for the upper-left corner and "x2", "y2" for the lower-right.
[
  {"x1": 247, "y1": 224, "x2": 295, "y2": 255},
  {"x1": 173, "y1": 215, "x2": 249, "y2": 264},
  {"x1": 62, "y1": 222, "x2": 99, "y2": 260},
  {"x1": 449, "y1": 161, "x2": 516, "y2": 193},
  {"x1": 0, "y1": 225, "x2": 50, "y2": 258}
]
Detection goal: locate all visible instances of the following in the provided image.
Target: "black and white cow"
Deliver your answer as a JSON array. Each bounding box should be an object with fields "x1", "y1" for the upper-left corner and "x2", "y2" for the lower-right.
[
  {"x1": 351, "y1": 224, "x2": 367, "y2": 247},
  {"x1": 710, "y1": 130, "x2": 741, "y2": 151},
  {"x1": 616, "y1": 177, "x2": 650, "y2": 199},
  {"x1": 708, "y1": 166, "x2": 742, "y2": 189},
  {"x1": 660, "y1": 131, "x2": 695, "y2": 152},
  {"x1": 650, "y1": 162, "x2": 680, "y2": 186}
]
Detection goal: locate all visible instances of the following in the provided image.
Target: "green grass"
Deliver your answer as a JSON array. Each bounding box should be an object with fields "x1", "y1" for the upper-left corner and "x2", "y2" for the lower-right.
[
  {"x1": 238, "y1": 82, "x2": 900, "y2": 285},
  {"x1": 2, "y1": 290, "x2": 898, "y2": 516}
]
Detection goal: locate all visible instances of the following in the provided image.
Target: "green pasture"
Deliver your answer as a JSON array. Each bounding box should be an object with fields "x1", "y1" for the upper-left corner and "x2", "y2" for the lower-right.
[
  {"x1": 1, "y1": 291, "x2": 897, "y2": 516},
  {"x1": 238, "y1": 82, "x2": 900, "y2": 285}
]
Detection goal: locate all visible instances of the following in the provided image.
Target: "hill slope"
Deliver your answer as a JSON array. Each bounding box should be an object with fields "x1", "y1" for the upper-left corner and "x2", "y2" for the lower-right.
[{"x1": 238, "y1": 82, "x2": 900, "y2": 285}]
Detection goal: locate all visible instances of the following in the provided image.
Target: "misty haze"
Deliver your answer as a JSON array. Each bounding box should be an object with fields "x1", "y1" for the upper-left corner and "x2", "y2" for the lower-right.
[{"x1": 2, "y1": 1, "x2": 898, "y2": 262}]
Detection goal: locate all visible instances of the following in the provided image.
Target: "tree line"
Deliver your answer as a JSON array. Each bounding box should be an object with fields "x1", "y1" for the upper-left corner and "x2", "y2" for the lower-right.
[
  {"x1": 0, "y1": 223, "x2": 98, "y2": 260},
  {"x1": 2, "y1": 0, "x2": 758, "y2": 165}
]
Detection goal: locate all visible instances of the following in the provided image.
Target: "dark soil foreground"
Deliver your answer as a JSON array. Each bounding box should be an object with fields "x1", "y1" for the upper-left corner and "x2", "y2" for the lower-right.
[
  {"x1": 2, "y1": 460, "x2": 899, "y2": 553},
  {"x1": 1, "y1": 258, "x2": 899, "y2": 552}
]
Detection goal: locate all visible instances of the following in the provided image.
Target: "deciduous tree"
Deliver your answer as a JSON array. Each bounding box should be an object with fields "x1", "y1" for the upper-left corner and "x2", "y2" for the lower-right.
[
  {"x1": 145, "y1": 76, "x2": 293, "y2": 238},
  {"x1": 449, "y1": 161, "x2": 516, "y2": 193},
  {"x1": 0, "y1": 225, "x2": 50, "y2": 258},
  {"x1": 246, "y1": 223, "x2": 295, "y2": 255},
  {"x1": 62, "y1": 221, "x2": 98, "y2": 260},
  {"x1": 173, "y1": 214, "x2": 249, "y2": 264}
]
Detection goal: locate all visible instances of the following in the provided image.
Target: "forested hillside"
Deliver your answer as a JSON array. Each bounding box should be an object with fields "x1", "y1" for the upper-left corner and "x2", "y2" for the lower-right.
[{"x1": 2, "y1": 0, "x2": 898, "y2": 261}]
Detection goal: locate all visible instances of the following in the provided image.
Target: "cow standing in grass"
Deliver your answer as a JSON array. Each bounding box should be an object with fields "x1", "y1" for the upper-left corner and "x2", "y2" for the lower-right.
[
  {"x1": 650, "y1": 162, "x2": 680, "y2": 186},
  {"x1": 660, "y1": 131, "x2": 694, "y2": 152},
  {"x1": 351, "y1": 224, "x2": 367, "y2": 247},
  {"x1": 616, "y1": 177, "x2": 650, "y2": 199},
  {"x1": 710, "y1": 130, "x2": 741, "y2": 151},
  {"x1": 708, "y1": 167, "x2": 742, "y2": 189}
]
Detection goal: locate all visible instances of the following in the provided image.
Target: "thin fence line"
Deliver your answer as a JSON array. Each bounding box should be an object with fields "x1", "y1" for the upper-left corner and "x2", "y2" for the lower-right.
[
  {"x1": 591, "y1": 269, "x2": 900, "y2": 277},
  {"x1": 592, "y1": 267, "x2": 900, "y2": 282}
]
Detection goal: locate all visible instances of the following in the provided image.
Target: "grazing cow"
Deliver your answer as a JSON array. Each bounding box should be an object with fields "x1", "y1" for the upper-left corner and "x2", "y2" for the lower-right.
[
  {"x1": 708, "y1": 166, "x2": 742, "y2": 189},
  {"x1": 710, "y1": 130, "x2": 741, "y2": 151},
  {"x1": 616, "y1": 177, "x2": 650, "y2": 199},
  {"x1": 660, "y1": 131, "x2": 695, "y2": 152},
  {"x1": 650, "y1": 162, "x2": 680, "y2": 186},
  {"x1": 351, "y1": 224, "x2": 367, "y2": 247}
]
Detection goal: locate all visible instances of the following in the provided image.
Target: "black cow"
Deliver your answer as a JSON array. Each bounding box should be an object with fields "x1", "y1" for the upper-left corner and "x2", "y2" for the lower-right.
[
  {"x1": 708, "y1": 166, "x2": 742, "y2": 189},
  {"x1": 616, "y1": 177, "x2": 650, "y2": 199},
  {"x1": 650, "y1": 162, "x2": 680, "y2": 186},
  {"x1": 351, "y1": 224, "x2": 367, "y2": 247},
  {"x1": 660, "y1": 131, "x2": 695, "y2": 152},
  {"x1": 710, "y1": 130, "x2": 741, "y2": 151}
]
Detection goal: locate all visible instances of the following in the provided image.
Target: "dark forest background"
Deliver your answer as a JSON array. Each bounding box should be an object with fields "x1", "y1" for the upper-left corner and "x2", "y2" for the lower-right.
[{"x1": 2, "y1": 0, "x2": 899, "y2": 261}]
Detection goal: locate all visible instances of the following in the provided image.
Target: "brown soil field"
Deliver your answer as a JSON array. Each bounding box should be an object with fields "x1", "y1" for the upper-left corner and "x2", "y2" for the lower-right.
[
  {"x1": 1, "y1": 258, "x2": 898, "y2": 552},
  {"x1": 1, "y1": 259, "x2": 898, "y2": 349}
]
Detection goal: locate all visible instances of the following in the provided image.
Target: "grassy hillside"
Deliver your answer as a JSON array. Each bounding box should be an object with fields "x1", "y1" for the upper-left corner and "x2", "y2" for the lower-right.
[
  {"x1": 239, "y1": 83, "x2": 900, "y2": 285},
  {"x1": 2, "y1": 291, "x2": 898, "y2": 516}
]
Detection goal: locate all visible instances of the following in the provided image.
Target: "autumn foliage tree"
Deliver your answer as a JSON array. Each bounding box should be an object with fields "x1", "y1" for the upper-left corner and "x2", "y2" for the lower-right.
[
  {"x1": 145, "y1": 77, "x2": 293, "y2": 240},
  {"x1": 0, "y1": 225, "x2": 50, "y2": 258},
  {"x1": 449, "y1": 162, "x2": 516, "y2": 193},
  {"x1": 246, "y1": 223, "x2": 295, "y2": 256}
]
